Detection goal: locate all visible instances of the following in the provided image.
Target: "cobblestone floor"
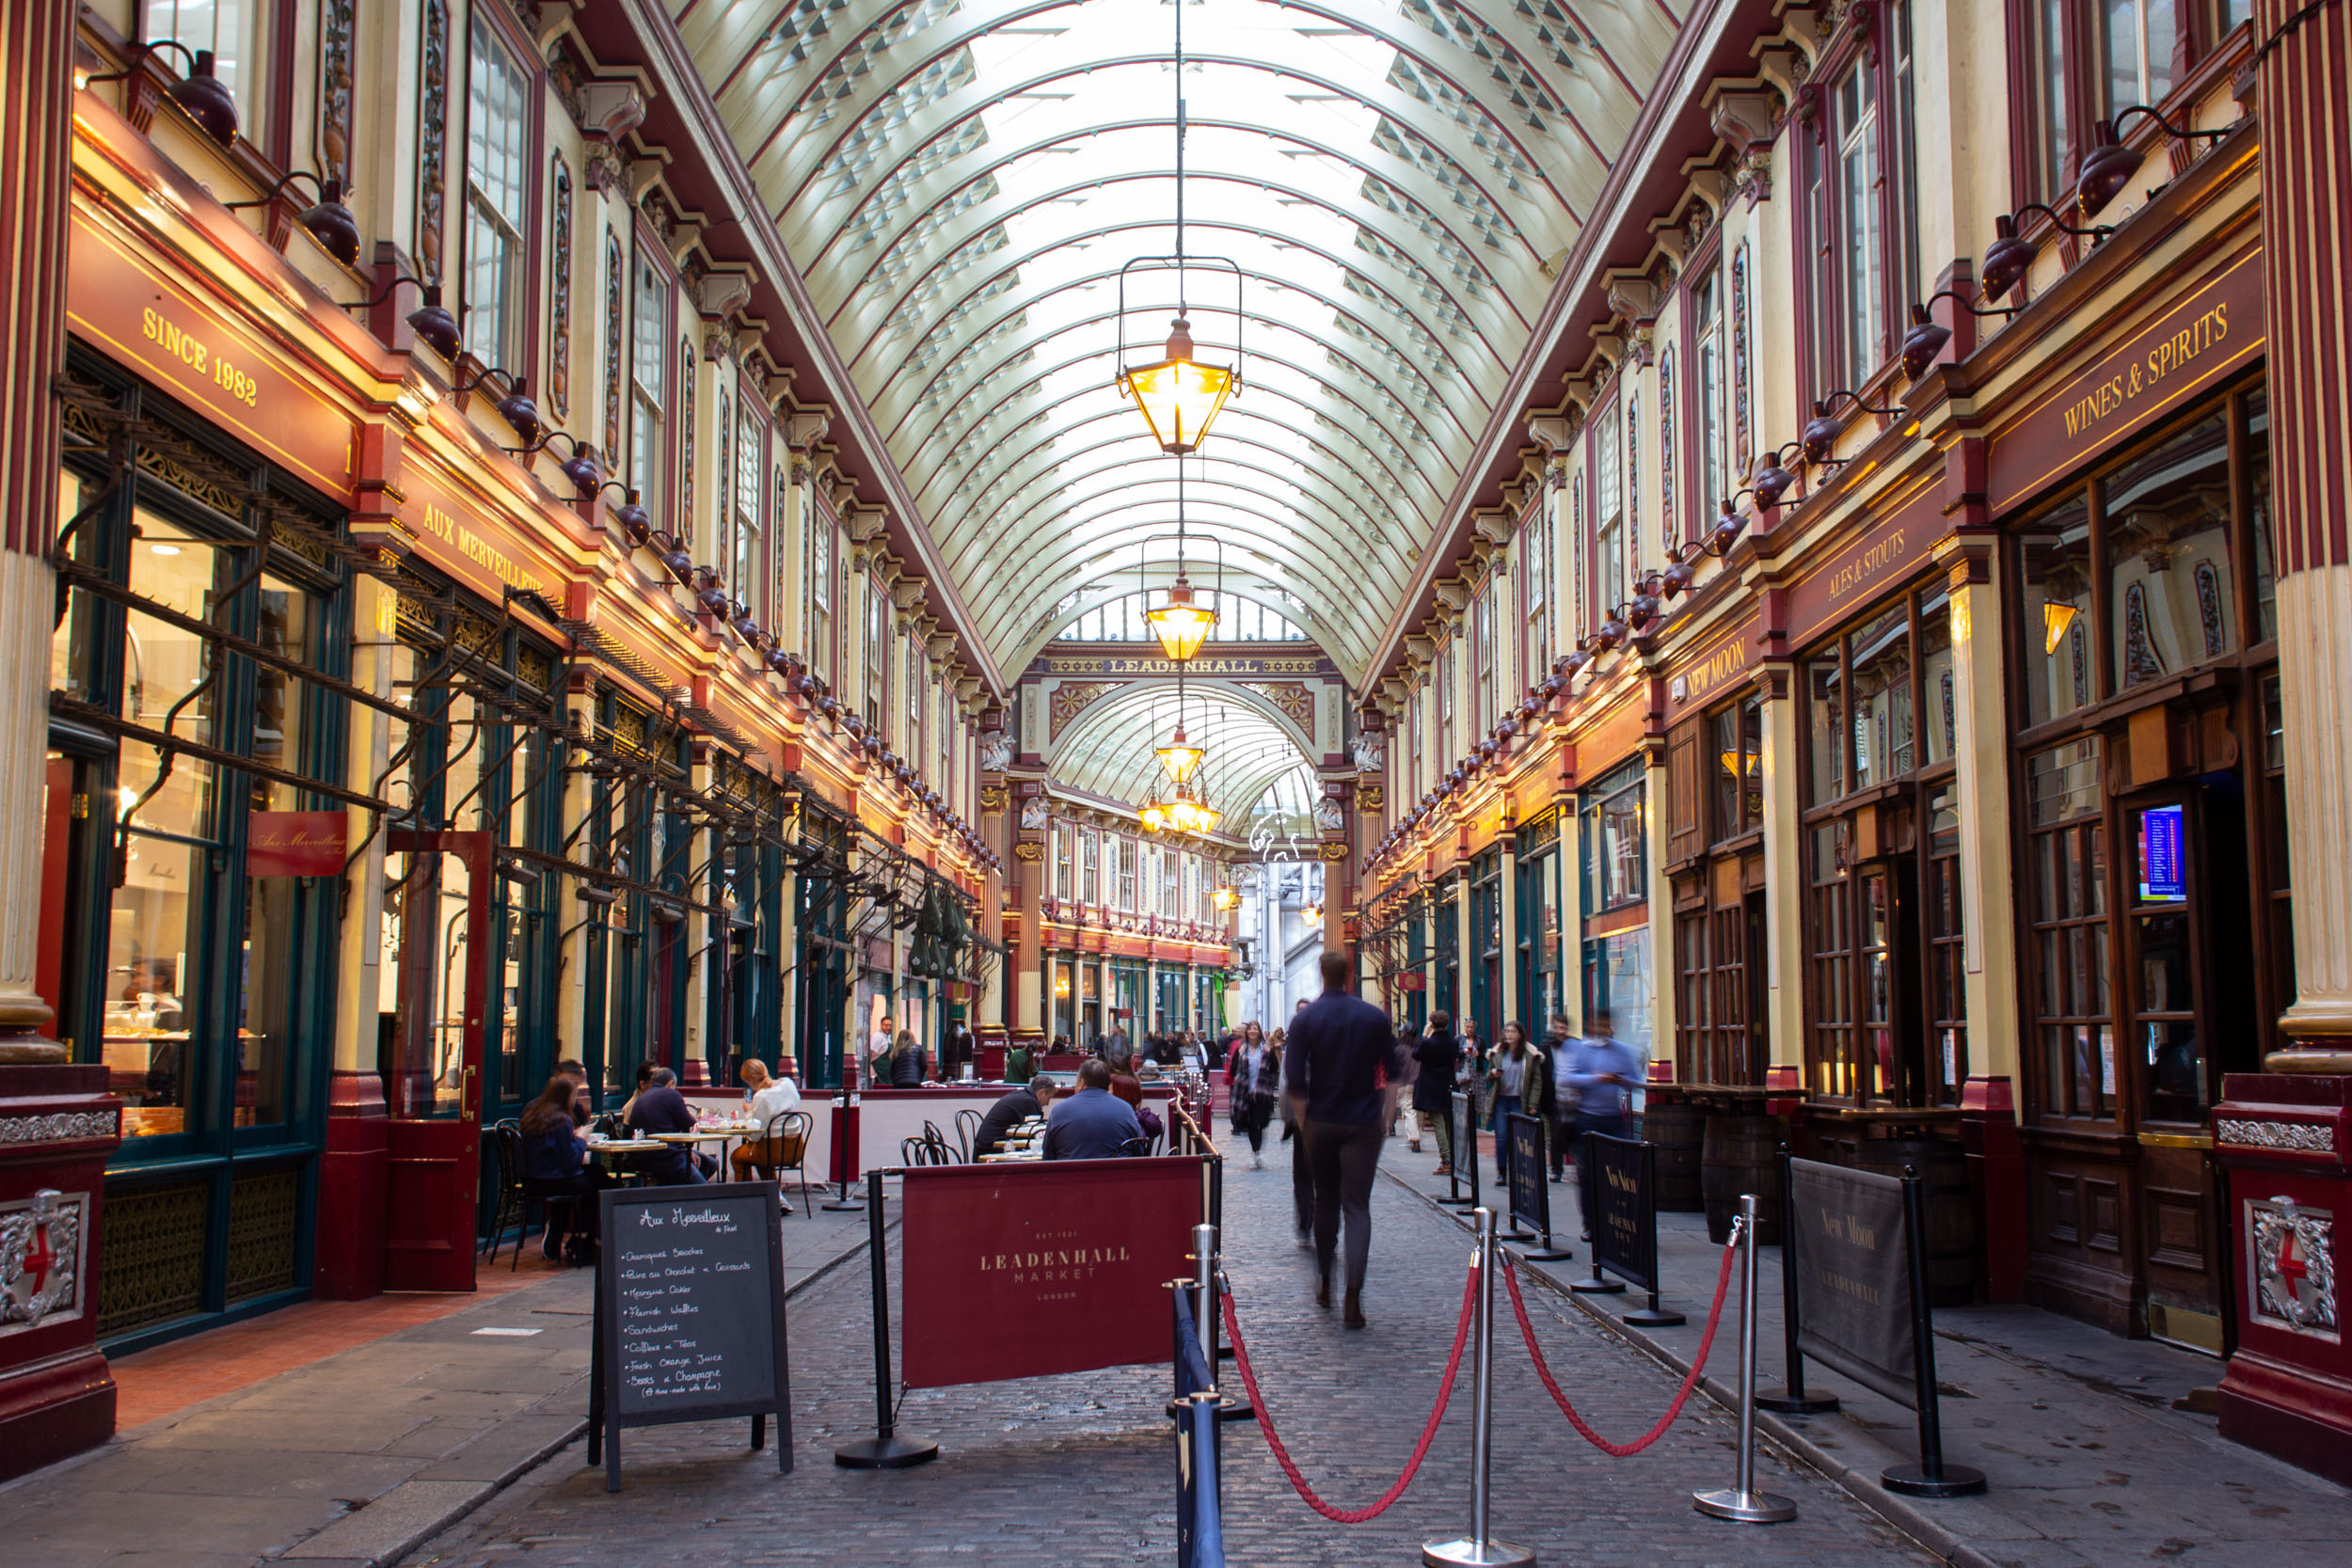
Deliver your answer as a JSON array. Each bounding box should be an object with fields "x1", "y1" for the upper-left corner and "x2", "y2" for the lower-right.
[{"x1": 403, "y1": 1134, "x2": 1937, "y2": 1567}]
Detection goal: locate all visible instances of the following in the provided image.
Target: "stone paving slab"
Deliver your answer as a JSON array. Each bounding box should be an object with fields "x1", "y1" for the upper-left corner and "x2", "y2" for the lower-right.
[
  {"x1": 397, "y1": 1138, "x2": 1935, "y2": 1568},
  {"x1": 0, "y1": 1197, "x2": 878, "y2": 1568},
  {"x1": 1382, "y1": 1137, "x2": 2352, "y2": 1567}
]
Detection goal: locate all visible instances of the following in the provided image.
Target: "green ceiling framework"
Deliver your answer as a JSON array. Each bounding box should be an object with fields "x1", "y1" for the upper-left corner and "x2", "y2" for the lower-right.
[{"x1": 673, "y1": 0, "x2": 1683, "y2": 810}]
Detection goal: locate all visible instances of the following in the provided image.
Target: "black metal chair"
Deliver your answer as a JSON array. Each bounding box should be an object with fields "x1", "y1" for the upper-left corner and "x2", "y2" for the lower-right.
[
  {"x1": 1119, "y1": 1134, "x2": 1153, "y2": 1158},
  {"x1": 737, "y1": 1108, "x2": 814, "y2": 1213},
  {"x1": 954, "y1": 1108, "x2": 983, "y2": 1164},
  {"x1": 483, "y1": 1121, "x2": 525, "y2": 1266}
]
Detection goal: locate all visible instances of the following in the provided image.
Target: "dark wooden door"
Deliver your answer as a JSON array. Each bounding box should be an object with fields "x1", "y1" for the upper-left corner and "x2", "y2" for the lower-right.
[{"x1": 384, "y1": 829, "x2": 491, "y2": 1292}]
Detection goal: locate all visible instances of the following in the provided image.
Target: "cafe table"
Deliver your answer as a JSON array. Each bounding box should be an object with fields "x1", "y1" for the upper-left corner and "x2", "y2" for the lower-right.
[{"x1": 583, "y1": 1136, "x2": 665, "y2": 1185}]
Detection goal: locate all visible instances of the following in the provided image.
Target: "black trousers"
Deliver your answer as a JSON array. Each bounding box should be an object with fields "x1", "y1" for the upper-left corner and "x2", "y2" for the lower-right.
[
  {"x1": 1307, "y1": 1120, "x2": 1384, "y2": 1293},
  {"x1": 1291, "y1": 1119, "x2": 1315, "y2": 1236},
  {"x1": 1571, "y1": 1110, "x2": 1629, "y2": 1235}
]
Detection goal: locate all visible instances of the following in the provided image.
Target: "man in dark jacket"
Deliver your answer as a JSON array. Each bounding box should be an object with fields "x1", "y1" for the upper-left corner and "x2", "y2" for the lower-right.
[
  {"x1": 1042, "y1": 1060, "x2": 1145, "y2": 1160},
  {"x1": 624, "y1": 1067, "x2": 706, "y2": 1185},
  {"x1": 1412, "y1": 1013, "x2": 1462, "y2": 1175},
  {"x1": 1285, "y1": 949, "x2": 1409, "y2": 1328},
  {"x1": 972, "y1": 1073, "x2": 1057, "y2": 1157}
]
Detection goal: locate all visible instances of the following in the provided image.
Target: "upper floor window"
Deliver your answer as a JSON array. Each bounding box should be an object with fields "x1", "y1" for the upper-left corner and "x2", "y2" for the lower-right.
[
  {"x1": 1118, "y1": 836, "x2": 1137, "y2": 909},
  {"x1": 142, "y1": 1, "x2": 263, "y2": 124},
  {"x1": 461, "y1": 12, "x2": 531, "y2": 367},
  {"x1": 729, "y1": 401, "x2": 764, "y2": 622},
  {"x1": 1471, "y1": 586, "x2": 1496, "y2": 734},
  {"x1": 1081, "y1": 831, "x2": 1099, "y2": 905},
  {"x1": 2022, "y1": 0, "x2": 2220, "y2": 204},
  {"x1": 808, "y1": 506, "x2": 834, "y2": 684},
  {"x1": 1520, "y1": 501, "x2": 1550, "y2": 688},
  {"x1": 1692, "y1": 267, "x2": 1729, "y2": 525},
  {"x1": 904, "y1": 634, "x2": 923, "y2": 757},
  {"x1": 1712, "y1": 693, "x2": 1764, "y2": 842},
  {"x1": 863, "y1": 577, "x2": 887, "y2": 731},
  {"x1": 1593, "y1": 399, "x2": 1626, "y2": 619},
  {"x1": 1805, "y1": 7, "x2": 1919, "y2": 392},
  {"x1": 628, "y1": 248, "x2": 668, "y2": 532}
]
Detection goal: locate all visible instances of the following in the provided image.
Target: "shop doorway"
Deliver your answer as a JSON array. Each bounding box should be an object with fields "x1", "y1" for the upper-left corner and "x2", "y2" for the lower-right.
[{"x1": 383, "y1": 828, "x2": 490, "y2": 1292}]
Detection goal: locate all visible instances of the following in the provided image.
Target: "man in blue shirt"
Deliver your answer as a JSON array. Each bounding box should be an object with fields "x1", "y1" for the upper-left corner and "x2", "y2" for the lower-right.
[
  {"x1": 624, "y1": 1067, "x2": 707, "y2": 1186},
  {"x1": 1565, "y1": 1008, "x2": 1643, "y2": 1241},
  {"x1": 1285, "y1": 949, "x2": 1410, "y2": 1328},
  {"x1": 1042, "y1": 1060, "x2": 1144, "y2": 1160}
]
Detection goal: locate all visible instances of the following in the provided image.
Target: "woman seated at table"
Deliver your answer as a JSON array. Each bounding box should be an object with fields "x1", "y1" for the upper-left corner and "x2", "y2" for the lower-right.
[
  {"x1": 519, "y1": 1071, "x2": 602, "y2": 1262},
  {"x1": 729, "y1": 1059, "x2": 804, "y2": 1184},
  {"x1": 624, "y1": 1066, "x2": 707, "y2": 1185}
]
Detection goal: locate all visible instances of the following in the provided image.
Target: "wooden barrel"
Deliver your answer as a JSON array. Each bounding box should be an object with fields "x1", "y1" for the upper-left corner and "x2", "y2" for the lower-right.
[
  {"x1": 1858, "y1": 1136, "x2": 1977, "y2": 1307},
  {"x1": 1644, "y1": 1101, "x2": 1706, "y2": 1213},
  {"x1": 1700, "y1": 1116, "x2": 1784, "y2": 1246}
]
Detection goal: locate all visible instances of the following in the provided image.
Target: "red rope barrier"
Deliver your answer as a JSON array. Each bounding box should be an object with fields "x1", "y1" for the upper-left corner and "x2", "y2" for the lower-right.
[
  {"x1": 1221, "y1": 1263, "x2": 1476, "y2": 1523},
  {"x1": 1501, "y1": 1235, "x2": 1740, "y2": 1457}
]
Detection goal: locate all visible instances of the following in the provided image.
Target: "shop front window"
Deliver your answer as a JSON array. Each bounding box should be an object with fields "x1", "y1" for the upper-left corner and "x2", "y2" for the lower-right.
[
  {"x1": 1711, "y1": 694, "x2": 1763, "y2": 841},
  {"x1": 462, "y1": 11, "x2": 531, "y2": 368},
  {"x1": 2026, "y1": 739, "x2": 2111, "y2": 1119},
  {"x1": 2106, "y1": 411, "x2": 2233, "y2": 687},
  {"x1": 2020, "y1": 496, "x2": 2095, "y2": 727},
  {"x1": 1587, "y1": 767, "x2": 1646, "y2": 913}
]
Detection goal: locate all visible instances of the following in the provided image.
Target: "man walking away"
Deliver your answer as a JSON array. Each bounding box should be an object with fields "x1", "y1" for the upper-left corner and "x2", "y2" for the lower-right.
[
  {"x1": 1565, "y1": 1007, "x2": 1642, "y2": 1241},
  {"x1": 1541, "y1": 1015, "x2": 1575, "y2": 1182},
  {"x1": 1285, "y1": 950, "x2": 1409, "y2": 1329}
]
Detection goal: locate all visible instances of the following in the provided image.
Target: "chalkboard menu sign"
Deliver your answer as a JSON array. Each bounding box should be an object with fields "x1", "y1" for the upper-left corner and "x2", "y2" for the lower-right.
[{"x1": 590, "y1": 1181, "x2": 792, "y2": 1491}]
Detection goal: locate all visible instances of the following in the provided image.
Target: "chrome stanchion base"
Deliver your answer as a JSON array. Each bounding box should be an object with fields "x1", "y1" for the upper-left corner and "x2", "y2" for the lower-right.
[
  {"x1": 1422, "y1": 1536, "x2": 1537, "y2": 1566},
  {"x1": 1692, "y1": 1486, "x2": 1797, "y2": 1523},
  {"x1": 833, "y1": 1434, "x2": 940, "y2": 1469},
  {"x1": 1511, "y1": 1244, "x2": 1574, "y2": 1262},
  {"x1": 1881, "y1": 1462, "x2": 1987, "y2": 1497}
]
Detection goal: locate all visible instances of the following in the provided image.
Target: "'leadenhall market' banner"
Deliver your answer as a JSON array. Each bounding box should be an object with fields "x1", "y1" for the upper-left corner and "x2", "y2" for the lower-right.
[
  {"x1": 1788, "y1": 1158, "x2": 1917, "y2": 1406},
  {"x1": 896, "y1": 1156, "x2": 1204, "y2": 1390}
]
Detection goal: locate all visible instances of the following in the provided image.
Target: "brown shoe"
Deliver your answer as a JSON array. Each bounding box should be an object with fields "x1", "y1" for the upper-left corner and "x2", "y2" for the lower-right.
[
  {"x1": 1343, "y1": 1291, "x2": 1367, "y2": 1329},
  {"x1": 1314, "y1": 1273, "x2": 1332, "y2": 1310},
  {"x1": 1433, "y1": 1163, "x2": 1452, "y2": 1176}
]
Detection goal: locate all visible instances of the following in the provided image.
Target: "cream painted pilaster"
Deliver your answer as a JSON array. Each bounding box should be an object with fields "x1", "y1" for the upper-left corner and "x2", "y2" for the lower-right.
[
  {"x1": 1944, "y1": 550, "x2": 2021, "y2": 1088},
  {"x1": 1757, "y1": 664, "x2": 1804, "y2": 1074},
  {"x1": 330, "y1": 578, "x2": 399, "y2": 1073},
  {"x1": 553, "y1": 676, "x2": 598, "y2": 1062}
]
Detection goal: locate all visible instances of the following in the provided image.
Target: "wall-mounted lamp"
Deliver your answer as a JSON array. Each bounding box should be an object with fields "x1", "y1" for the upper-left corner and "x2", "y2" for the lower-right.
[
  {"x1": 2077, "y1": 109, "x2": 2237, "y2": 214},
  {"x1": 337, "y1": 277, "x2": 463, "y2": 359},
  {"x1": 449, "y1": 365, "x2": 542, "y2": 446},
  {"x1": 1801, "y1": 389, "x2": 1900, "y2": 465},
  {"x1": 1750, "y1": 447, "x2": 1800, "y2": 509},
  {"x1": 85, "y1": 41, "x2": 238, "y2": 150},
  {"x1": 226, "y1": 170, "x2": 360, "y2": 266}
]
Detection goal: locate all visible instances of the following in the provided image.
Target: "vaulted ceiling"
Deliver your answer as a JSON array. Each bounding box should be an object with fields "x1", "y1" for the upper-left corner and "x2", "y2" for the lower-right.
[
  {"x1": 1044, "y1": 681, "x2": 1313, "y2": 831},
  {"x1": 672, "y1": 0, "x2": 1688, "y2": 697}
]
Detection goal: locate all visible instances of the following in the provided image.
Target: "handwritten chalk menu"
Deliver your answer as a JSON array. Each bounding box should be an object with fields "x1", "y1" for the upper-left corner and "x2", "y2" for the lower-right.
[{"x1": 591, "y1": 1181, "x2": 791, "y2": 1490}]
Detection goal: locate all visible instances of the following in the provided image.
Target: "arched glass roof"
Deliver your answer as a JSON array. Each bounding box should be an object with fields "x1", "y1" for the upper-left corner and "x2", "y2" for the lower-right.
[
  {"x1": 675, "y1": 0, "x2": 1685, "y2": 680},
  {"x1": 1045, "y1": 681, "x2": 1311, "y2": 825}
]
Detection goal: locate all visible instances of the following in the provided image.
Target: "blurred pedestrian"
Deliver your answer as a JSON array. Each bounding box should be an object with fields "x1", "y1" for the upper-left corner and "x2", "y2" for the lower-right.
[
  {"x1": 1487, "y1": 1020, "x2": 1533, "y2": 1189},
  {"x1": 1286, "y1": 950, "x2": 1409, "y2": 1328},
  {"x1": 1412, "y1": 1011, "x2": 1461, "y2": 1174},
  {"x1": 1565, "y1": 1007, "x2": 1641, "y2": 1240}
]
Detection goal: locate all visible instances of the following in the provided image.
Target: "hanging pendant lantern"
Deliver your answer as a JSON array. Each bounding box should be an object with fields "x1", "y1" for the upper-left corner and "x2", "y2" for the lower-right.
[{"x1": 1118, "y1": 316, "x2": 1236, "y2": 455}]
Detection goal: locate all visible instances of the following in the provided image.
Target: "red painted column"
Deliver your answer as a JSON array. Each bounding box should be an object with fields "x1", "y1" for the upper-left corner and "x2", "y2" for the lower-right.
[
  {"x1": 2215, "y1": 0, "x2": 2352, "y2": 1483},
  {"x1": 0, "y1": 0, "x2": 124, "y2": 1481}
]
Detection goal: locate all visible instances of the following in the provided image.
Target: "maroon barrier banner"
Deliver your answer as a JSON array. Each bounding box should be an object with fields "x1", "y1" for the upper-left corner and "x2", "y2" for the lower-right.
[{"x1": 898, "y1": 1156, "x2": 1204, "y2": 1390}]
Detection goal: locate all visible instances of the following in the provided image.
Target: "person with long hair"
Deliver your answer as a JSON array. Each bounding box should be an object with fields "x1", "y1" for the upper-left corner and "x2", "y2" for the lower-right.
[
  {"x1": 1487, "y1": 1020, "x2": 1534, "y2": 1189},
  {"x1": 889, "y1": 1028, "x2": 926, "y2": 1086},
  {"x1": 1227, "y1": 1022, "x2": 1277, "y2": 1166},
  {"x1": 519, "y1": 1070, "x2": 598, "y2": 1262},
  {"x1": 1412, "y1": 1011, "x2": 1461, "y2": 1174}
]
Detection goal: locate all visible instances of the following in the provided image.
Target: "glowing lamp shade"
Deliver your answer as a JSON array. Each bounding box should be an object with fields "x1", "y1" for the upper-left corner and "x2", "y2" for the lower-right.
[
  {"x1": 1117, "y1": 316, "x2": 1235, "y2": 454},
  {"x1": 1144, "y1": 579, "x2": 1218, "y2": 662},
  {"x1": 1139, "y1": 802, "x2": 1168, "y2": 832},
  {"x1": 1298, "y1": 903, "x2": 1322, "y2": 926},
  {"x1": 1154, "y1": 723, "x2": 1205, "y2": 786},
  {"x1": 2042, "y1": 599, "x2": 2081, "y2": 657},
  {"x1": 1212, "y1": 885, "x2": 1238, "y2": 911}
]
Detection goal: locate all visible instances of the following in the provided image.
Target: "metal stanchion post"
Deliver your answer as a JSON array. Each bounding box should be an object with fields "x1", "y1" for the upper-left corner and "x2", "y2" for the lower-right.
[
  {"x1": 1423, "y1": 1208, "x2": 1536, "y2": 1568},
  {"x1": 1693, "y1": 1195, "x2": 1796, "y2": 1523},
  {"x1": 834, "y1": 1169, "x2": 939, "y2": 1468}
]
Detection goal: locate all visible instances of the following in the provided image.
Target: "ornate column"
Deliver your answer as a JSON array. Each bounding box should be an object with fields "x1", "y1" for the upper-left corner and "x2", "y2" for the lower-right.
[
  {"x1": 2213, "y1": 0, "x2": 2352, "y2": 1481},
  {"x1": 0, "y1": 0, "x2": 72, "y2": 1063},
  {"x1": 0, "y1": 0, "x2": 125, "y2": 1481}
]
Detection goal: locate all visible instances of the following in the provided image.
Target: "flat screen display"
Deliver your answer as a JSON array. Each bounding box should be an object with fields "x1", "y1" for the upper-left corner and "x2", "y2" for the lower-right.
[{"x1": 2137, "y1": 803, "x2": 2187, "y2": 903}]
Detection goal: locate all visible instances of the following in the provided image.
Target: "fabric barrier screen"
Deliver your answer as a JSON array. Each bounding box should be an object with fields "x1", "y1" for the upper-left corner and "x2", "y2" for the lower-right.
[
  {"x1": 898, "y1": 1155, "x2": 1204, "y2": 1389},
  {"x1": 1788, "y1": 1157, "x2": 1916, "y2": 1405}
]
